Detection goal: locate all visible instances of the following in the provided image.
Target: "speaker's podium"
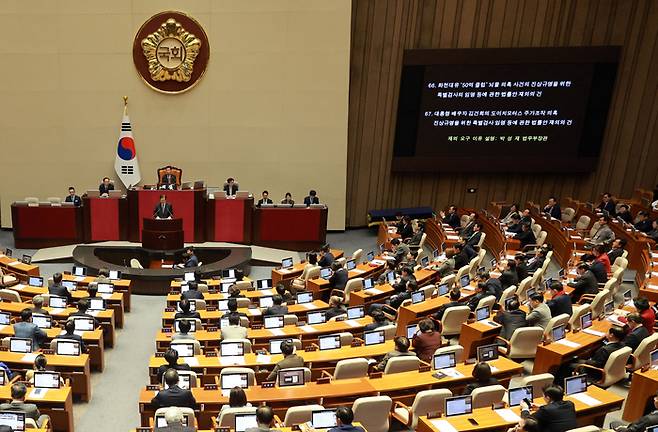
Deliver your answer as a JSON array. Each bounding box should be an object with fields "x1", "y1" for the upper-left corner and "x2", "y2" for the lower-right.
[{"x1": 142, "y1": 218, "x2": 184, "y2": 250}]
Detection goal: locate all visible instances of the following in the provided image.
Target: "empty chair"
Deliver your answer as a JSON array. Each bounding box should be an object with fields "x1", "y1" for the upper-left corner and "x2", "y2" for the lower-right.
[
  {"x1": 561, "y1": 207, "x2": 576, "y2": 223},
  {"x1": 219, "y1": 367, "x2": 256, "y2": 386},
  {"x1": 529, "y1": 267, "x2": 545, "y2": 289},
  {"x1": 455, "y1": 265, "x2": 470, "y2": 282},
  {"x1": 543, "y1": 314, "x2": 570, "y2": 337},
  {"x1": 353, "y1": 396, "x2": 392, "y2": 432},
  {"x1": 519, "y1": 373, "x2": 555, "y2": 398},
  {"x1": 283, "y1": 314, "x2": 298, "y2": 326},
  {"x1": 476, "y1": 231, "x2": 486, "y2": 248},
  {"x1": 467, "y1": 257, "x2": 480, "y2": 279},
  {"x1": 497, "y1": 286, "x2": 517, "y2": 309},
  {"x1": 471, "y1": 384, "x2": 506, "y2": 409},
  {"x1": 338, "y1": 332, "x2": 354, "y2": 346},
  {"x1": 378, "y1": 324, "x2": 397, "y2": 340},
  {"x1": 420, "y1": 284, "x2": 436, "y2": 299},
  {"x1": 0, "y1": 268, "x2": 18, "y2": 288},
  {"x1": 336, "y1": 257, "x2": 347, "y2": 267},
  {"x1": 171, "y1": 339, "x2": 201, "y2": 355},
  {"x1": 392, "y1": 389, "x2": 452, "y2": 429},
  {"x1": 515, "y1": 276, "x2": 533, "y2": 300},
  {"x1": 439, "y1": 274, "x2": 455, "y2": 289},
  {"x1": 611, "y1": 257, "x2": 628, "y2": 273},
  {"x1": 475, "y1": 295, "x2": 496, "y2": 311},
  {"x1": 433, "y1": 345, "x2": 464, "y2": 363},
  {"x1": 234, "y1": 280, "x2": 252, "y2": 291},
  {"x1": 384, "y1": 356, "x2": 420, "y2": 374},
  {"x1": 292, "y1": 264, "x2": 317, "y2": 291},
  {"x1": 154, "y1": 407, "x2": 196, "y2": 428},
  {"x1": 351, "y1": 249, "x2": 363, "y2": 263},
  {"x1": 47, "y1": 197, "x2": 62, "y2": 206},
  {"x1": 189, "y1": 299, "x2": 206, "y2": 310},
  {"x1": 332, "y1": 358, "x2": 369, "y2": 380},
  {"x1": 497, "y1": 327, "x2": 544, "y2": 359},
  {"x1": 341, "y1": 278, "x2": 364, "y2": 303},
  {"x1": 568, "y1": 304, "x2": 591, "y2": 331},
  {"x1": 441, "y1": 306, "x2": 471, "y2": 338},
  {"x1": 630, "y1": 333, "x2": 658, "y2": 370},
  {"x1": 579, "y1": 289, "x2": 609, "y2": 317},
  {"x1": 535, "y1": 231, "x2": 547, "y2": 247},
  {"x1": 283, "y1": 404, "x2": 325, "y2": 427},
  {"x1": 575, "y1": 215, "x2": 591, "y2": 231},
  {"x1": 25, "y1": 197, "x2": 39, "y2": 207},
  {"x1": 235, "y1": 297, "x2": 250, "y2": 308},
  {"x1": 476, "y1": 248, "x2": 487, "y2": 267},
  {"x1": 216, "y1": 406, "x2": 258, "y2": 427},
  {"x1": 0, "y1": 288, "x2": 21, "y2": 302},
  {"x1": 130, "y1": 258, "x2": 143, "y2": 269},
  {"x1": 577, "y1": 346, "x2": 632, "y2": 387}
]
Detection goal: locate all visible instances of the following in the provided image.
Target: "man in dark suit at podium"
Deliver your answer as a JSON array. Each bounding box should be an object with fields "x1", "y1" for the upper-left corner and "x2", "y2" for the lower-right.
[
  {"x1": 99, "y1": 177, "x2": 114, "y2": 196},
  {"x1": 223, "y1": 177, "x2": 238, "y2": 196},
  {"x1": 154, "y1": 195, "x2": 174, "y2": 219},
  {"x1": 257, "y1": 191, "x2": 273, "y2": 207},
  {"x1": 304, "y1": 190, "x2": 320, "y2": 206},
  {"x1": 65, "y1": 187, "x2": 82, "y2": 206},
  {"x1": 161, "y1": 167, "x2": 177, "y2": 189}
]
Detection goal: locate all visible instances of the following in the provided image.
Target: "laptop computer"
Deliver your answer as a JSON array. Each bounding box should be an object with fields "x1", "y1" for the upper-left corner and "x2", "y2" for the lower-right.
[
  {"x1": 9, "y1": 338, "x2": 32, "y2": 353},
  {"x1": 264, "y1": 315, "x2": 285, "y2": 329},
  {"x1": 56, "y1": 340, "x2": 81, "y2": 356},
  {"x1": 307, "y1": 311, "x2": 326, "y2": 325},
  {"x1": 445, "y1": 395, "x2": 473, "y2": 417},
  {"x1": 220, "y1": 372, "x2": 249, "y2": 390},
  {"x1": 235, "y1": 413, "x2": 258, "y2": 432},
  {"x1": 551, "y1": 324, "x2": 566, "y2": 342},
  {"x1": 281, "y1": 257, "x2": 294, "y2": 269},
  {"x1": 433, "y1": 352, "x2": 456, "y2": 370},
  {"x1": 411, "y1": 290, "x2": 425, "y2": 304},
  {"x1": 33, "y1": 371, "x2": 61, "y2": 389},
  {"x1": 278, "y1": 368, "x2": 306, "y2": 387},
  {"x1": 0, "y1": 412, "x2": 26, "y2": 432},
  {"x1": 347, "y1": 306, "x2": 365, "y2": 320},
  {"x1": 564, "y1": 374, "x2": 588, "y2": 395},
  {"x1": 269, "y1": 339, "x2": 293, "y2": 355},
  {"x1": 296, "y1": 292, "x2": 313, "y2": 304},
  {"x1": 311, "y1": 409, "x2": 337, "y2": 430},
  {"x1": 28, "y1": 276, "x2": 43, "y2": 287}
]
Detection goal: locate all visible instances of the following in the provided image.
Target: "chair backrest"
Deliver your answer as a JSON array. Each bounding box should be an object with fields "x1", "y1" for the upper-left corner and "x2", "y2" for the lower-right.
[
  {"x1": 171, "y1": 339, "x2": 201, "y2": 355},
  {"x1": 336, "y1": 257, "x2": 347, "y2": 267},
  {"x1": 130, "y1": 258, "x2": 143, "y2": 269},
  {"x1": 343, "y1": 278, "x2": 364, "y2": 303},
  {"x1": 334, "y1": 358, "x2": 369, "y2": 380},
  {"x1": 197, "y1": 283, "x2": 209, "y2": 293},
  {"x1": 441, "y1": 306, "x2": 471, "y2": 336},
  {"x1": 222, "y1": 338, "x2": 252, "y2": 354},
  {"x1": 471, "y1": 384, "x2": 506, "y2": 409},
  {"x1": 339, "y1": 332, "x2": 354, "y2": 346},
  {"x1": 519, "y1": 373, "x2": 555, "y2": 398},
  {"x1": 0, "y1": 288, "x2": 21, "y2": 302},
  {"x1": 611, "y1": 257, "x2": 628, "y2": 273},
  {"x1": 47, "y1": 197, "x2": 61, "y2": 206},
  {"x1": 535, "y1": 231, "x2": 547, "y2": 246},
  {"x1": 235, "y1": 297, "x2": 250, "y2": 308},
  {"x1": 157, "y1": 166, "x2": 183, "y2": 186},
  {"x1": 408, "y1": 389, "x2": 453, "y2": 429},
  {"x1": 154, "y1": 407, "x2": 196, "y2": 428},
  {"x1": 217, "y1": 406, "x2": 258, "y2": 427},
  {"x1": 601, "y1": 277, "x2": 618, "y2": 297},
  {"x1": 476, "y1": 248, "x2": 487, "y2": 267},
  {"x1": 384, "y1": 356, "x2": 419, "y2": 374},
  {"x1": 379, "y1": 325, "x2": 397, "y2": 340},
  {"x1": 498, "y1": 287, "x2": 517, "y2": 309},
  {"x1": 468, "y1": 256, "x2": 480, "y2": 279},
  {"x1": 421, "y1": 284, "x2": 436, "y2": 299},
  {"x1": 588, "y1": 221, "x2": 601, "y2": 238},
  {"x1": 439, "y1": 274, "x2": 456, "y2": 289},
  {"x1": 575, "y1": 215, "x2": 591, "y2": 230},
  {"x1": 515, "y1": 276, "x2": 533, "y2": 300},
  {"x1": 621, "y1": 250, "x2": 628, "y2": 259},
  {"x1": 190, "y1": 299, "x2": 206, "y2": 310},
  {"x1": 507, "y1": 327, "x2": 544, "y2": 358},
  {"x1": 235, "y1": 281, "x2": 252, "y2": 291},
  {"x1": 283, "y1": 404, "x2": 325, "y2": 427},
  {"x1": 561, "y1": 207, "x2": 576, "y2": 223},
  {"x1": 585, "y1": 289, "x2": 609, "y2": 317},
  {"x1": 25, "y1": 197, "x2": 39, "y2": 207},
  {"x1": 352, "y1": 249, "x2": 363, "y2": 263},
  {"x1": 162, "y1": 370, "x2": 199, "y2": 388},
  {"x1": 433, "y1": 345, "x2": 464, "y2": 364},
  {"x1": 283, "y1": 314, "x2": 298, "y2": 326},
  {"x1": 352, "y1": 396, "x2": 392, "y2": 432},
  {"x1": 418, "y1": 233, "x2": 428, "y2": 249},
  {"x1": 529, "y1": 267, "x2": 545, "y2": 289},
  {"x1": 306, "y1": 266, "x2": 321, "y2": 281},
  {"x1": 543, "y1": 314, "x2": 570, "y2": 337},
  {"x1": 632, "y1": 332, "x2": 658, "y2": 370},
  {"x1": 220, "y1": 367, "x2": 256, "y2": 386},
  {"x1": 531, "y1": 224, "x2": 542, "y2": 238},
  {"x1": 541, "y1": 253, "x2": 552, "y2": 272},
  {"x1": 600, "y1": 346, "x2": 632, "y2": 387},
  {"x1": 455, "y1": 265, "x2": 470, "y2": 281},
  {"x1": 476, "y1": 232, "x2": 486, "y2": 249},
  {"x1": 568, "y1": 304, "x2": 591, "y2": 331},
  {"x1": 476, "y1": 295, "x2": 496, "y2": 311}
]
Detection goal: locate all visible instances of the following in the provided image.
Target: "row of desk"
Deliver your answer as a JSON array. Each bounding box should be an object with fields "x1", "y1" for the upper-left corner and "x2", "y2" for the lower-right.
[{"x1": 11, "y1": 188, "x2": 328, "y2": 251}]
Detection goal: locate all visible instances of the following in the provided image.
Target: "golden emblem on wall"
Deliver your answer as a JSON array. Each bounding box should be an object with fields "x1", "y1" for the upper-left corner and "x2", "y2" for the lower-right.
[
  {"x1": 133, "y1": 12, "x2": 210, "y2": 94},
  {"x1": 141, "y1": 18, "x2": 200, "y2": 82}
]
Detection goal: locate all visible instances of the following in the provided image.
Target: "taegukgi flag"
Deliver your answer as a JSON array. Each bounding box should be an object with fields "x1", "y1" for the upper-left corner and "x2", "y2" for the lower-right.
[{"x1": 114, "y1": 98, "x2": 142, "y2": 187}]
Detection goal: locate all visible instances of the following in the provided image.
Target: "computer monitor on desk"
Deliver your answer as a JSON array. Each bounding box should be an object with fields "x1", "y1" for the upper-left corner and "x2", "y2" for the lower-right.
[
  {"x1": 278, "y1": 368, "x2": 305, "y2": 387},
  {"x1": 28, "y1": 276, "x2": 43, "y2": 287},
  {"x1": 221, "y1": 372, "x2": 249, "y2": 390},
  {"x1": 0, "y1": 412, "x2": 26, "y2": 432},
  {"x1": 296, "y1": 292, "x2": 313, "y2": 304},
  {"x1": 445, "y1": 395, "x2": 472, "y2": 417},
  {"x1": 508, "y1": 386, "x2": 533, "y2": 407},
  {"x1": 307, "y1": 311, "x2": 326, "y2": 325},
  {"x1": 220, "y1": 342, "x2": 244, "y2": 357},
  {"x1": 565, "y1": 374, "x2": 588, "y2": 395},
  {"x1": 318, "y1": 334, "x2": 341, "y2": 350}
]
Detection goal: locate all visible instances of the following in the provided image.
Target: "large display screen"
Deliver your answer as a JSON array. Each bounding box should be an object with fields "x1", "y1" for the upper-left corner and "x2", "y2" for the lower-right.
[{"x1": 392, "y1": 47, "x2": 620, "y2": 172}]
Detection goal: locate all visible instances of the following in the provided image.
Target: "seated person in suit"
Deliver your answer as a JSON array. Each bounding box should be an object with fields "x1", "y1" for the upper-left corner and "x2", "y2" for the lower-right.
[
  {"x1": 634, "y1": 211, "x2": 652, "y2": 233},
  {"x1": 318, "y1": 245, "x2": 335, "y2": 268},
  {"x1": 561, "y1": 326, "x2": 626, "y2": 382},
  {"x1": 498, "y1": 259, "x2": 520, "y2": 290},
  {"x1": 464, "y1": 222, "x2": 483, "y2": 247},
  {"x1": 181, "y1": 247, "x2": 199, "y2": 268},
  {"x1": 219, "y1": 387, "x2": 252, "y2": 415},
  {"x1": 328, "y1": 407, "x2": 365, "y2": 432},
  {"x1": 65, "y1": 187, "x2": 82, "y2": 206},
  {"x1": 494, "y1": 298, "x2": 527, "y2": 341},
  {"x1": 55, "y1": 319, "x2": 87, "y2": 353},
  {"x1": 478, "y1": 271, "x2": 503, "y2": 300},
  {"x1": 181, "y1": 281, "x2": 204, "y2": 300},
  {"x1": 175, "y1": 299, "x2": 201, "y2": 320},
  {"x1": 153, "y1": 194, "x2": 174, "y2": 219},
  {"x1": 325, "y1": 296, "x2": 347, "y2": 320},
  {"x1": 160, "y1": 166, "x2": 177, "y2": 189},
  {"x1": 525, "y1": 249, "x2": 547, "y2": 273},
  {"x1": 453, "y1": 243, "x2": 470, "y2": 270},
  {"x1": 412, "y1": 318, "x2": 442, "y2": 363},
  {"x1": 275, "y1": 283, "x2": 294, "y2": 303},
  {"x1": 458, "y1": 212, "x2": 477, "y2": 237},
  {"x1": 567, "y1": 263, "x2": 599, "y2": 302},
  {"x1": 440, "y1": 205, "x2": 461, "y2": 229},
  {"x1": 645, "y1": 219, "x2": 658, "y2": 241},
  {"x1": 223, "y1": 177, "x2": 239, "y2": 196},
  {"x1": 397, "y1": 216, "x2": 413, "y2": 239},
  {"x1": 611, "y1": 390, "x2": 658, "y2": 432},
  {"x1": 387, "y1": 238, "x2": 410, "y2": 264},
  {"x1": 586, "y1": 215, "x2": 615, "y2": 246},
  {"x1": 70, "y1": 299, "x2": 99, "y2": 328},
  {"x1": 221, "y1": 314, "x2": 247, "y2": 340},
  {"x1": 543, "y1": 196, "x2": 562, "y2": 220},
  {"x1": 466, "y1": 282, "x2": 492, "y2": 312},
  {"x1": 364, "y1": 310, "x2": 392, "y2": 332},
  {"x1": 280, "y1": 192, "x2": 294, "y2": 205},
  {"x1": 392, "y1": 266, "x2": 415, "y2": 293},
  {"x1": 389, "y1": 280, "x2": 417, "y2": 309},
  {"x1": 405, "y1": 222, "x2": 424, "y2": 247},
  {"x1": 263, "y1": 295, "x2": 288, "y2": 316},
  {"x1": 266, "y1": 340, "x2": 304, "y2": 381},
  {"x1": 246, "y1": 406, "x2": 280, "y2": 432},
  {"x1": 94, "y1": 268, "x2": 111, "y2": 284},
  {"x1": 506, "y1": 213, "x2": 524, "y2": 234},
  {"x1": 151, "y1": 369, "x2": 196, "y2": 409},
  {"x1": 433, "y1": 288, "x2": 463, "y2": 322},
  {"x1": 506, "y1": 416, "x2": 540, "y2": 432},
  {"x1": 526, "y1": 293, "x2": 552, "y2": 329},
  {"x1": 514, "y1": 223, "x2": 536, "y2": 249},
  {"x1": 373, "y1": 336, "x2": 416, "y2": 372},
  {"x1": 463, "y1": 362, "x2": 499, "y2": 395},
  {"x1": 597, "y1": 192, "x2": 616, "y2": 216},
  {"x1": 31, "y1": 295, "x2": 49, "y2": 316},
  {"x1": 13, "y1": 309, "x2": 46, "y2": 351},
  {"x1": 99, "y1": 177, "x2": 114, "y2": 196},
  {"x1": 592, "y1": 244, "x2": 611, "y2": 275},
  {"x1": 0, "y1": 383, "x2": 49, "y2": 427},
  {"x1": 616, "y1": 204, "x2": 633, "y2": 223},
  {"x1": 49, "y1": 272, "x2": 73, "y2": 304},
  {"x1": 402, "y1": 249, "x2": 418, "y2": 268},
  {"x1": 618, "y1": 297, "x2": 655, "y2": 335},
  {"x1": 304, "y1": 189, "x2": 320, "y2": 206},
  {"x1": 520, "y1": 385, "x2": 576, "y2": 432},
  {"x1": 514, "y1": 254, "x2": 529, "y2": 281},
  {"x1": 607, "y1": 238, "x2": 626, "y2": 263},
  {"x1": 225, "y1": 298, "x2": 248, "y2": 322},
  {"x1": 155, "y1": 406, "x2": 196, "y2": 432},
  {"x1": 624, "y1": 313, "x2": 649, "y2": 352},
  {"x1": 171, "y1": 319, "x2": 195, "y2": 342},
  {"x1": 328, "y1": 261, "x2": 349, "y2": 290},
  {"x1": 157, "y1": 349, "x2": 191, "y2": 382},
  {"x1": 501, "y1": 203, "x2": 521, "y2": 225},
  {"x1": 546, "y1": 281, "x2": 572, "y2": 317},
  {"x1": 434, "y1": 247, "x2": 456, "y2": 277},
  {"x1": 257, "y1": 190, "x2": 273, "y2": 207}
]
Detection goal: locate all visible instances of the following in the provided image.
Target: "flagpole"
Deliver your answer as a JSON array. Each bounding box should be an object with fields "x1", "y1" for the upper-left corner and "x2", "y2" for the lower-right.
[{"x1": 123, "y1": 95, "x2": 128, "y2": 116}]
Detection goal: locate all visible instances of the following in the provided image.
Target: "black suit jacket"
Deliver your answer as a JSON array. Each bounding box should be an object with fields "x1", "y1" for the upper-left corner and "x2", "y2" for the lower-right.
[
  {"x1": 181, "y1": 290, "x2": 204, "y2": 301},
  {"x1": 399, "y1": 223, "x2": 413, "y2": 239},
  {"x1": 453, "y1": 252, "x2": 469, "y2": 270},
  {"x1": 465, "y1": 231, "x2": 482, "y2": 247},
  {"x1": 567, "y1": 270, "x2": 599, "y2": 302},
  {"x1": 56, "y1": 333, "x2": 87, "y2": 353},
  {"x1": 154, "y1": 202, "x2": 174, "y2": 218},
  {"x1": 589, "y1": 261, "x2": 608, "y2": 283},
  {"x1": 161, "y1": 173, "x2": 177, "y2": 186},
  {"x1": 304, "y1": 196, "x2": 320, "y2": 205},
  {"x1": 598, "y1": 200, "x2": 616, "y2": 216},
  {"x1": 624, "y1": 409, "x2": 658, "y2": 432},
  {"x1": 223, "y1": 183, "x2": 238, "y2": 196},
  {"x1": 527, "y1": 400, "x2": 577, "y2": 432},
  {"x1": 151, "y1": 385, "x2": 196, "y2": 409},
  {"x1": 65, "y1": 195, "x2": 82, "y2": 206},
  {"x1": 544, "y1": 204, "x2": 562, "y2": 220},
  {"x1": 48, "y1": 284, "x2": 72, "y2": 304},
  {"x1": 498, "y1": 270, "x2": 519, "y2": 290},
  {"x1": 514, "y1": 230, "x2": 536, "y2": 248},
  {"x1": 99, "y1": 183, "x2": 114, "y2": 195},
  {"x1": 547, "y1": 294, "x2": 572, "y2": 317},
  {"x1": 329, "y1": 268, "x2": 349, "y2": 289},
  {"x1": 442, "y1": 213, "x2": 460, "y2": 229},
  {"x1": 607, "y1": 248, "x2": 624, "y2": 263},
  {"x1": 625, "y1": 326, "x2": 649, "y2": 352},
  {"x1": 318, "y1": 253, "x2": 335, "y2": 268},
  {"x1": 635, "y1": 219, "x2": 653, "y2": 233},
  {"x1": 494, "y1": 309, "x2": 527, "y2": 340},
  {"x1": 484, "y1": 278, "x2": 503, "y2": 300},
  {"x1": 587, "y1": 341, "x2": 625, "y2": 368},
  {"x1": 516, "y1": 262, "x2": 529, "y2": 281},
  {"x1": 157, "y1": 363, "x2": 191, "y2": 382},
  {"x1": 526, "y1": 256, "x2": 545, "y2": 272}
]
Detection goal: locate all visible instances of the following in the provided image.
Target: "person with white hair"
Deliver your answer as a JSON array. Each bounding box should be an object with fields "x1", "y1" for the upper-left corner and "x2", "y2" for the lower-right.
[{"x1": 154, "y1": 406, "x2": 195, "y2": 432}]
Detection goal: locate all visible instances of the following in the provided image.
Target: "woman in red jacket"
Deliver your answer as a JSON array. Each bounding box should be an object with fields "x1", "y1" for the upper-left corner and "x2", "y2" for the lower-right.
[{"x1": 412, "y1": 318, "x2": 443, "y2": 363}]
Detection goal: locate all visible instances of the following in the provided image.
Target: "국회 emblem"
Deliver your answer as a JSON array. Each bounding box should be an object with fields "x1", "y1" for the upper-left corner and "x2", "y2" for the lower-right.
[{"x1": 133, "y1": 12, "x2": 210, "y2": 94}]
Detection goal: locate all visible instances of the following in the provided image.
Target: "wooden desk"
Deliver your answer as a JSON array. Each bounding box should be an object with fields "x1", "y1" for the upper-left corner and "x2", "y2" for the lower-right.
[
  {"x1": 139, "y1": 357, "x2": 523, "y2": 428},
  {"x1": 417, "y1": 385, "x2": 623, "y2": 432},
  {"x1": 377, "y1": 222, "x2": 401, "y2": 251},
  {"x1": 271, "y1": 249, "x2": 344, "y2": 285},
  {"x1": 0, "y1": 254, "x2": 40, "y2": 277},
  {"x1": 0, "y1": 351, "x2": 91, "y2": 402},
  {"x1": 623, "y1": 368, "x2": 658, "y2": 421},
  {"x1": 350, "y1": 284, "x2": 395, "y2": 307},
  {"x1": 11, "y1": 203, "x2": 83, "y2": 249},
  {"x1": 305, "y1": 259, "x2": 389, "y2": 296},
  {"x1": 0, "y1": 385, "x2": 73, "y2": 432},
  {"x1": 62, "y1": 273, "x2": 132, "y2": 312},
  {"x1": 459, "y1": 319, "x2": 502, "y2": 359}
]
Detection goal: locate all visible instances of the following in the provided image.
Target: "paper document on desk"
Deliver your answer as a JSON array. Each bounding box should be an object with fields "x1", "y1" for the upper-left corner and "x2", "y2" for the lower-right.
[
  {"x1": 269, "y1": 328, "x2": 285, "y2": 336},
  {"x1": 297, "y1": 302, "x2": 315, "y2": 310},
  {"x1": 446, "y1": 235, "x2": 460, "y2": 240},
  {"x1": 583, "y1": 328, "x2": 605, "y2": 337},
  {"x1": 0, "y1": 325, "x2": 5, "y2": 332},
  {"x1": 22, "y1": 353, "x2": 38, "y2": 363},
  {"x1": 495, "y1": 409, "x2": 521, "y2": 422},
  {"x1": 74, "y1": 276, "x2": 85, "y2": 282},
  {"x1": 652, "y1": 272, "x2": 658, "y2": 278},
  {"x1": 219, "y1": 356, "x2": 245, "y2": 366},
  {"x1": 651, "y1": 252, "x2": 658, "y2": 259},
  {"x1": 647, "y1": 284, "x2": 658, "y2": 291},
  {"x1": 247, "y1": 309, "x2": 261, "y2": 316},
  {"x1": 300, "y1": 325, "x2": 316, "y2": 333},
  {"x1": 441, "y1": 368, "x2": 464, "y2": 378},
  {"x1": 279, "y1": 269, "x2": 290, "y2": 274},
  {"x1": 256, "y1": 354, "x2": 271, "y2": 364},
  {"x1": 479, "y1": 320, "x2": 499, "y2": 327},
  {"x1": 429, "y1": 419, "x2": 458, "y2": 432},
  {"x1": 366, "y1": 288, "x2": 383, "y2": 295},
  {"x1": 186, "y1": 357, "x2": 199, "y2": 366},
  {"x1": 13, "y1": 284, "x2": 25, "y2": 290},
  {"x1": 100, "y1": 293, "x2": 112, "y2": 299},
  {"x1": 7, "y1": 261, "x2": 20, "y2": 266},
  {"x1": 570, "y1": 392, "x2": 602, "y2": 406},
  {"x1": 344, "y1": 320, "x2": 360, "y2": 328},
  {"x1": 371, "y1": 259, "x2": 385, "y2": 266},
  {"x1": 260, "y1": 290, "x2": 273, "y2": 296},
  {"x1": 160, "y1": 264, "x2": 174, "y2": 269},
  {"x1": 556, "y1": 339, "x2": 580, "y2": 348},
  {"x1": 490, "y1": 365, "x2": 499, "y2": 373},
  {"x1": 28, "y1": 388, "x2": 48, "y2": 400},
  {"x1": 351, "y1": 268, "x2": 366, "y2": 274},
  {"x1": 462, "y1": 286, "x2": 475, "y2": 291}
]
